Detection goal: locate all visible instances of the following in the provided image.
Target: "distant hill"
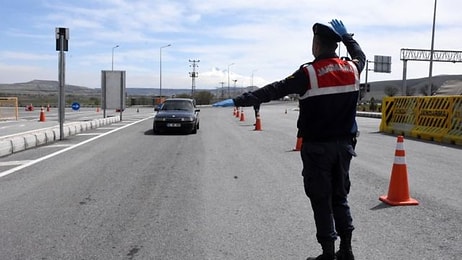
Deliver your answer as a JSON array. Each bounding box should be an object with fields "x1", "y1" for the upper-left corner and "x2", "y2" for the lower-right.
[
  {"x1": 2, "y1": 75, "x2": 462, "y2": 100},
  {"x1": 434, "y1": 80, "x2": 462, "y2": 95},
  {"x1": 0, "y1": 80, "x2": 198, "y2": 97},
  {"x1": 0, "y1": 80, "x2": 100, "y2": 96},
  {"x1": 363, "y1": 74, "x2": 462, "y2": 101},
  {"x1": 126, "y1": 88, "x2": 196, "y2": 97}
]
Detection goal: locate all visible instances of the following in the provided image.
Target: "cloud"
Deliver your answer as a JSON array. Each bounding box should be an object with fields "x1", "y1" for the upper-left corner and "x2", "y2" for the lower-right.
[
  {"x1": 1, "y1": 51, "x2": 55, "y2": 61},
  {"x1": 1, "y1": 0, "x2": 461, "y2": 89}
]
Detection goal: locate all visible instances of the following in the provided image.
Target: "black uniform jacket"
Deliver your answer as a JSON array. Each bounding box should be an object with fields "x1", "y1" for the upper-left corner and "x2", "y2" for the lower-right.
[{"x1": 233, "y1": 34, "x2": 366, "y2": 141}]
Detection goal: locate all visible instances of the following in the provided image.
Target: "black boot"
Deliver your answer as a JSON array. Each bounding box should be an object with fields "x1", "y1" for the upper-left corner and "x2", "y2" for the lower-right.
[
  {"x1": 307, "y1": 241, "x2": 336, "y2": 260},
  {"x1": 335, "y1": 233, "x2": 354, "y2": 260}
]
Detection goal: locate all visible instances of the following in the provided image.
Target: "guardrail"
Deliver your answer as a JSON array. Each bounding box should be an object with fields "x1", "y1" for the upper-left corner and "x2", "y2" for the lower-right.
[{"x1": 380, "y1": 96, "x2": 462, "y2": 145}]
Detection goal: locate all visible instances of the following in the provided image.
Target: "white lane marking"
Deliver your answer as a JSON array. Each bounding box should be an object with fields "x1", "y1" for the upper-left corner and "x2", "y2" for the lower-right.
[
  {"x1": 0, "y1": 117, "x2": 152, "y2": 178},
  {"x1": 43, "y1": 144, "x2": 74, "y2": 148},
  {"x1": 0, "y1": 124, "x2": 26, "y2": 130},
  {"x1": 77, "y1": 133, "x2": 102, "y2": 136},
  {"x1": 0, "y1": 160, "x2": 33, "y2": 167}
]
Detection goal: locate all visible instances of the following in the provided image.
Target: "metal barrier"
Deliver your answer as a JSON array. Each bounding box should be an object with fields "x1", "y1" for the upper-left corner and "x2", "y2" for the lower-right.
[
  {"x1": 380, "y1": 96, "x2": 462, "y2": 145},
  {"x1": 0, "y1": 97, "x2": 19, "y2": 121}
]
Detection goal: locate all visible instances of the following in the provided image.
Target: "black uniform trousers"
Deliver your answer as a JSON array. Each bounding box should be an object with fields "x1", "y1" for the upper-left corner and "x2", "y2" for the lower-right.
[{"x1": 301, "y1": 139, "x2": 355, "y2": 243}]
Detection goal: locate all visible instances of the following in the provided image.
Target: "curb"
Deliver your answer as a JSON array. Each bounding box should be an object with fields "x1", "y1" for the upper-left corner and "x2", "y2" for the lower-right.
[
  {"x1": 356, "y1": 111, "x2": 381, "y2": 118},
  {"x1": 0, "y1": 116, "x2": 120, "y2": 158}
]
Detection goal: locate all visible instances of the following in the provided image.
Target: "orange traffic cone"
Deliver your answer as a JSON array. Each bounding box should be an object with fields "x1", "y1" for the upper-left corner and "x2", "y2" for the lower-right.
[
  {"x1": 96, "y1": 107, "x2": 100, "y2": 113},
  {"x1": 379, "y1": 136, "x2": 419, "y2": 206},
  {"x1": 39, "y1": 107, "x2": 46, "y2": 122},
  {"x1": 240, "y1": 108, "x2": 245, "y2": 121},
  {"x1": 236, "y1": 107, "x2": 240, "y2": 118},
  {"x1": 293, "y1": 137, "x2": 302, "y2": 151},
  {"x1": 254, "y1": 112, "x2": 262, "y2": 131},
  {"x1": 46, "y1": 104, "x2": 50, "y2": 112}
]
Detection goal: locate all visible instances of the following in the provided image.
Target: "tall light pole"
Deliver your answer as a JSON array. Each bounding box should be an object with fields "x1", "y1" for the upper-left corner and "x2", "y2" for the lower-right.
[
  {"x1": 251, "y1": 69, "x2": 258, "y2": 88},
  {"x1": 219, "y1": 81, "x2": 225, "y2": 99},
  {"x1": 111, "y1": 45, "x2": 119, "y2": 71},
  {"x1": 428, "y1": 0, "x2": 437, "y2": 96},
  {"x1": 160, "y1": 44, "x2": 171, "y2": 99},
  {"x1": 227, "y1": 63, "x2": 234, "y2": 98}
]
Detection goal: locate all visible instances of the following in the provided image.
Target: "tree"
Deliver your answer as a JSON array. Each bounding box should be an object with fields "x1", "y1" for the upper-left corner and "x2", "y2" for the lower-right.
[
  {"x1": 419, "y1": 83, "x2": 438, "y2": 96},
  {"x1": 384, "y1": 86, "x2": 399, "y2": 97},
  {"x1": 89, "y1": 97, "x2": 100, "y2": 106},
  {"x1": 174, "y1": 91, "x2": 215, "y2": 105},
  {"x1": 369, "y1": 97, "x2": 377, "y2": 112},
  {"x1": 194, "y1": 91, "x2": 214, "y2": 105},
  {"x1": 406, "y1": 87, "x2": 416, "y2": 96}
]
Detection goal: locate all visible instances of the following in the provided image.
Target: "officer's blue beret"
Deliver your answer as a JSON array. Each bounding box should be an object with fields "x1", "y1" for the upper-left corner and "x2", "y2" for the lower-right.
[{"x1": 312, "y1": 23, "x2": 342, "y2": 42}]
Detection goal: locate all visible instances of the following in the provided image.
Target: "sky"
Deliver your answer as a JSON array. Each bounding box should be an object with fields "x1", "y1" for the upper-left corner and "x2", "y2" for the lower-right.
[{"x1": 1, "y1": 0, "x2": 461, "y2": 90}]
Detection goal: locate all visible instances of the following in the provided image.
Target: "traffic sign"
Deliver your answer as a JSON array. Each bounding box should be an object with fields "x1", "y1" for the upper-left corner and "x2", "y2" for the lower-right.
[{"x1": 71, "y1": 102, "x2": 80, "y2": 111}]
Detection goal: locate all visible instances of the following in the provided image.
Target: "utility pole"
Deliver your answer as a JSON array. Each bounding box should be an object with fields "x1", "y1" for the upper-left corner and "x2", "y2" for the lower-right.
[
  {"x1": 227, "y1": 63, "x2": 234, "y2": 98},
  {"x1": 219, "y1": 81, "x2": 225, "y2": 99},
  {"x1": 189, "y1": 59, "x2": 200, "y2": 97}
]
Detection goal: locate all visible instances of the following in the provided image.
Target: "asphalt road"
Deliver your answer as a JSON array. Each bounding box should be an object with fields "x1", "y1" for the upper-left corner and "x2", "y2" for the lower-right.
[{"x1": 0, "y1": 103, "x2": 460, "y2": 259}]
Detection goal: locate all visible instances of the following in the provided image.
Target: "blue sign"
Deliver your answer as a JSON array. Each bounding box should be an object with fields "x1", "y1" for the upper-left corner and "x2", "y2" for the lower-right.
[{"x1": 71, "y1": 102, "x2": 80, "y2": 111}]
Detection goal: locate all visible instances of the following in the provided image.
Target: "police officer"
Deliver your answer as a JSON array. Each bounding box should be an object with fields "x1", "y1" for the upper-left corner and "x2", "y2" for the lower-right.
[{"x1": 228, "y1": 19, "x2": 365, "y2": 260}]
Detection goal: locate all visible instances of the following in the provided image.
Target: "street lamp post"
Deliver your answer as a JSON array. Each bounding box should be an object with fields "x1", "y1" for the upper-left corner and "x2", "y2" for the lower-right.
[
  {"x1": 428, "y1": 0, "x2": 437, "y2": 96},
  {"x1": 111, "y1": 45, "x2": 119, "y2": 71},
  {"x1": 251, "y1": 69, "x2": 258, "y2": 88},
  {"x1": 160, "y1": 44, "x2": 171, "y2": 100},
  {"x1": 227, "y1": 63, "x2": 234, "y2": 98}
]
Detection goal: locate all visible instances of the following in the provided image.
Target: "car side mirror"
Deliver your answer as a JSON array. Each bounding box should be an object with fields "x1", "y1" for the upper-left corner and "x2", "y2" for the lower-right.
[{"x1": 195, "y1": 109, "x2": 200, "y2": 112}]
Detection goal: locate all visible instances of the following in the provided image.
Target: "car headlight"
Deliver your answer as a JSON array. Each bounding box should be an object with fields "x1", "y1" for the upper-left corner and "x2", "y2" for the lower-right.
[
  {"x1": 181, "y1": 117, "x2": 194, "y2": 122},
  {"x1": 154, "y1": 117, "x2": 166, "y2": 122}
]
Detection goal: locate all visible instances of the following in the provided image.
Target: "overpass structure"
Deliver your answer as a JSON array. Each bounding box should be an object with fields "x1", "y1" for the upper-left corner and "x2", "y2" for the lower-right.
[{"x1": 400, "y1": 48, "x2": 462, "y2": 95}]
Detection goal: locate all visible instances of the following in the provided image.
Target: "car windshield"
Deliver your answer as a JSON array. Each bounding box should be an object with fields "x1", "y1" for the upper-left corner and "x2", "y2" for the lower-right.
[{"x1": 161, "y1": 101, "x2": 194, "y2": 111}]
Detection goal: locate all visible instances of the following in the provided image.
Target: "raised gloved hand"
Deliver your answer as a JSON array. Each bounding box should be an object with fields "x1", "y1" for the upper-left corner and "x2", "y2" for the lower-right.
[{"x1": 330, "y1": 19, "x2": 348, "y2": 37}]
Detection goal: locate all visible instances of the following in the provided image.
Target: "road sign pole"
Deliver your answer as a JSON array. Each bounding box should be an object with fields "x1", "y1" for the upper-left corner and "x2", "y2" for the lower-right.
[
  {"x1": 58, "y1": 35, "x2": 65, "y2": 140},
  {"x1": 56, "y1": 27, "x2": 69, "y2": 141},
  {"x1": 120, "y1": 72, "x2": 124, "y2": 122}
]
